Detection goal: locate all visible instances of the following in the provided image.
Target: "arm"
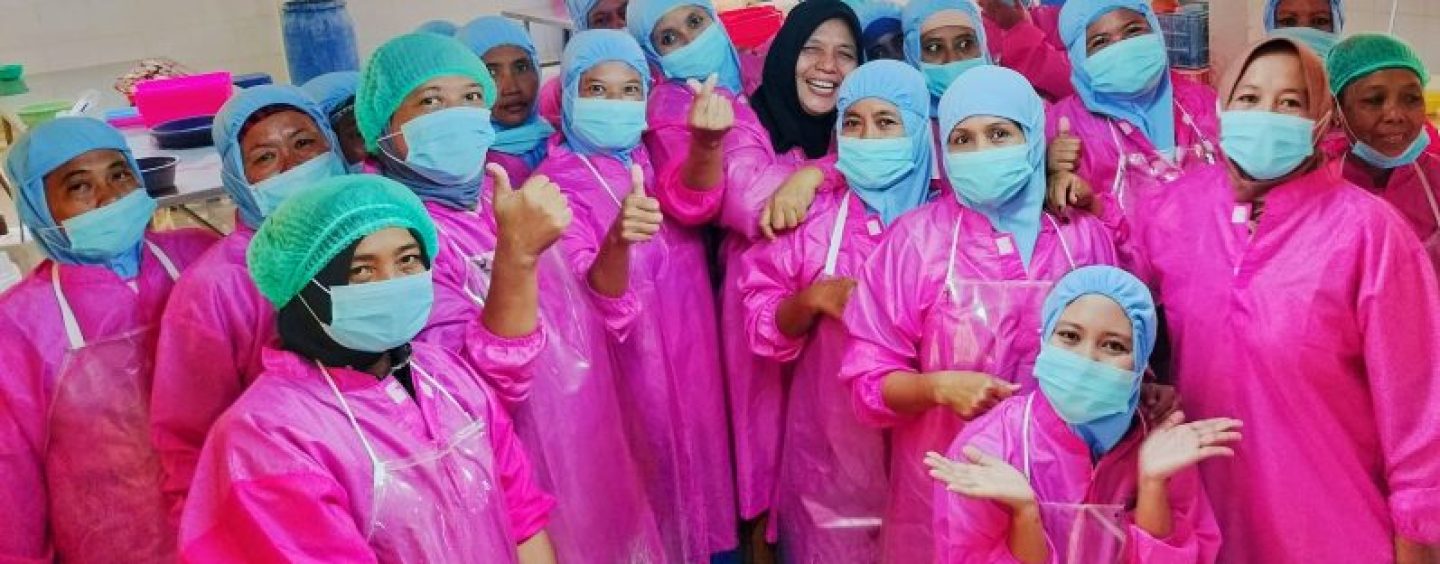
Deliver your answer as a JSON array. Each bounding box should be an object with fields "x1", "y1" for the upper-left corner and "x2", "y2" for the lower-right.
[
  {"x1": 643, "y1": 82, "x2": 729, "y2": 226},
  {"x1": 587, "y1": 165, "x2": 663, "y2": 299},
  {"x1": 929, "y1": 411, "x2": 1052, "y2": 564},
  {"x1": 839, "y1": 230, "x2": 931, "y2": 428},
  {"x1": 483, "y1": 382, "x2": 556, "y2": 544},
  {"x1": 0, "y1": 340, "x2": 50, "y2": 563},
  {"x1": 518, "y1": 532, "x2": 557, "y2": 564},
  {"x1": 986, "y1": 16, "x2": 1075, "y2": 102},
  {"x1": 737, "y1": 235, "x2": 812, "y2": 361}
]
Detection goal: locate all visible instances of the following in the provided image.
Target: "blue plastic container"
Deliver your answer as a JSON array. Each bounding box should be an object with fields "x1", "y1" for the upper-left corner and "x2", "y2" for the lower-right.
[
  {"x1": 1158, "y1": 3, "x2": 1210, "y2": 69},
  {"x1": 281, "y1": 0, "x2": 359, "y2": 85}
]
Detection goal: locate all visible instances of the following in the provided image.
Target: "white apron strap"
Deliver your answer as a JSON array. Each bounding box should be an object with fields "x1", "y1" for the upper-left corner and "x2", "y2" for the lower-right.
[
  {"x1": 145, "y1": 240, "x2": 180, "y2": 281},
  {"x1": 1415, "y1": 162, "x2": 1440, "y2": 228},
  {"x1": 822, "y1": 196, "x2": 852, "y2": 277},
  {"x1": 317, "y1": 362, "x2": 385, "y2": 491},
  {"x1": 410, "y1": 362, "x2": 482, "y2": 423},
  {"x1": 943, "y1": 219, "x2": 963, "y2": 298},
  {"x1": 1021, "y1": 394, "x2": 1036, "y2": 481},
  {"x1": 1045, "y1": 215, "x2": 1078, "y2": 270},
  {"x1": 50, "y1": 267, "x2": 84, "y2": 350},
  {"x1": 576, "y1": 154, "x2": 622, "y2": 207}
]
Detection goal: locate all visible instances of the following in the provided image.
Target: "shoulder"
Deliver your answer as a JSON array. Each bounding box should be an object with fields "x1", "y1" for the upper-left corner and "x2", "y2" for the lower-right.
[
  {"x1": 950, "y1": 395, "x2": 1031, "y2": 458},
  {"x1": 150, "y1": 227, "x2": 222, "y2": 267}
]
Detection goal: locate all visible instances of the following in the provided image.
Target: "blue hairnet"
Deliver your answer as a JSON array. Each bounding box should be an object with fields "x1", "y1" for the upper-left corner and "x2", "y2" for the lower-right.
[
  {"x1": 1041, "y1": 265, "x2": 1158, "y2": 376},
  {"x1": 1263, "y1": 0, "x2": 1344, "y2": 33},
  {"x1": 1268, "y1": 25, "x2": 1340, "y2": 64},
  {"x1": 854, "y1": 1, "x2": 903, "y2": 48},
  {"x1": 938, "y1": 65, "x2": 1048, "y2": 265},
  {"x1": 3, "y1": 117, "x2": 147, "y2": 268},
  {"x1": 626, "y1": 0, "x2": 743, "y2": 93},
  {"x1": 902, "y1": 0, "x2": 991, "y2": 69},
  {"x1": 1058, "y1": 0, "x2": 1176, "y2": 153},
  {"x1": 212, "y1": 85, "x2": 344, "y2": 230},
  {"x1": 300, "y1": 71, "x2": 360, "y2": 117},
  {"x1": 456, "y1": 16, "x2": 553, "y2": 169},
  {"x1": 567, "y1": 0, "x2": 603, "y2": 29},
  {"x1": 560, "y1": 30, "x2": 651, "y2": 163},
  {"x1": 835, "y1": 59, "x2": 934, "y2": 223},
  {"x1": 416, "y1": 19, "x2": 458, "y2": 36}
]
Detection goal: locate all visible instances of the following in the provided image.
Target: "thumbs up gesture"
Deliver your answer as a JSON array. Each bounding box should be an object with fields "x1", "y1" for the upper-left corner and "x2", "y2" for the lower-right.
[
  {"x1": 611, "y1": 164, "x2": 664, "y2": 244},
  {"x1": 489, "y1": 164, "x2": 573, "y2": 259},
  {"x1": 1047, "y1": 116, "x2": 1082, "y2": 174},
  {"x1": 687, "y1": 73, "x2": 735, "y2": 145}
]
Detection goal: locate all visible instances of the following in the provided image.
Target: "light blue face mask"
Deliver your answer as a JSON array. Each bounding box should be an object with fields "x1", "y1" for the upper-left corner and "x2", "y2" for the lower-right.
[
  {"x1": 1220, "y1": 110, "x2": 1316, "y2": 181},
  {"x1": 391, "y1": 106, "x2": 496, "y2": 185},
  {"x1": 1353, "y1": 130, "x2": 1431, "y2": 170},
  {"x1": 1034, "y1": 343, "x2": 1139, "y2": 424},
  {"x1": 922, "y1": 58, "x2": 985, "y2": 101},
  {"x1": 493, "y1": 119, "x2": 556, "y2": 156},
  {"x1": 308, "y1": 270, "x2": 436, "y2": 353},
  {"x1": 570, "y1": 97, "x2": 647, "y2": 151},
  {"x1": 1083, "y1": 33, "x2": 1168, "y2": 96},
  {"x1": 58, "y1": 189, "x2": 157, "y2": 262},
  {"x1": 251, "y1": 152, "x2": 347, "y2": 217},
  {"x1": 944, "y1": 144, "x2": 1033, "y2": 207},
  {"x1": 837, "y1": 136, "x2": 916, "y2": 190},
  {"x1": 659, "y1": 22, "x2": 730, "y2": 83}
]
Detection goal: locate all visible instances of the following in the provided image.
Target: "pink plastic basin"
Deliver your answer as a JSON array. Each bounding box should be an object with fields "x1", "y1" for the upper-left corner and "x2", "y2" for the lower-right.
[{"x1": 133, "y1": 71, "x2": 233, "y2": 128}]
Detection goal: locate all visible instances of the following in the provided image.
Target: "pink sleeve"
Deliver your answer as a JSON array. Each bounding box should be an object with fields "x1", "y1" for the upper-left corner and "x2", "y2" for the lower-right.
[
  {"x1": 737, "y1": 232, "x2": 809, "y2": 362},
  {"x1": 0, "y1": 340, "x2": 49, "y2": 564},
  {"x1": 1360, "y1": 216, "x2": 1440, "y2": 544},
  {"x1": 934, "y1": 414, "x2": 1031, "y2": 564},
  {"x1": 461, "y1": 321, "x2": 546, "y2": 411},
  {"x1": 180, "y1": 473, "x2": 377, "y2": 564},
  {"x1": 551, "y1": 187, "x2": 641, "y2": 341},
  {"x1": 644, "y1": 87, "x2": 724, "y2": 226},
  {"x1": 483, "y1": 388, "x2": 556, "y2": 541},
  {"x1": 1125, "y1": 467, "x2": 1221, "y2": 564},
  {"x1": 988, "y1": 18, "x2": 1075, "y2": 102},
  {"x1": 720, "y1": 146, "x2": 840, "y2": 242},
  {"x1": 538, "y1": 77, "x2": 562, "y2": 129}
]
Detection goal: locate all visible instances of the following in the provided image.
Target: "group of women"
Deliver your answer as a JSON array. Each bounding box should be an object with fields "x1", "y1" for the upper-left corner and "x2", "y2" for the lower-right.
[{"x1": 1, "y1": 0, "x2": 1437, "y2": 562}]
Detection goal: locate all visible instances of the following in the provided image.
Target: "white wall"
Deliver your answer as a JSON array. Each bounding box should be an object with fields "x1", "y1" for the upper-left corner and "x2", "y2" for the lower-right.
[{"x1": 1210, "y1": 0, "x2": 1440, "y2": 79}]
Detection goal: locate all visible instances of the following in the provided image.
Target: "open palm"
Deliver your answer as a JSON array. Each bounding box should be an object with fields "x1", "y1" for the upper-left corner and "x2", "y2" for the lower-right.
[
  {"x1": 926, "y1": 447, "x2": 1035, "y2": 509},
  {"x1": 1139, "y1": 411, "x2": 1243, "y2": 482}
]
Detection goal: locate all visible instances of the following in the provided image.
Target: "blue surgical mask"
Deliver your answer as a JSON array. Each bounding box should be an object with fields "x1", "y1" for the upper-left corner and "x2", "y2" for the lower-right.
[
  {"x1": 1083, "y1": 34, "x2": 1168, "y2": 96},
  {"x1": 251, "y1": 152, "x2": 346, "y2": 217},
  {"x1": 308, "y1": 270, "x2": 435, "y2": 353},
  {"x1": 59, "y1": 189, "x2": 157, "y2": 262},
  {"x1": 944, "y1": 144, "x2": 1033, "y2": 208},
  {"x1": 837, "y1": 136, "x2": 915, "y2": 190},
  {"x1": 346, "y1": 161, "x2": 365, "y2": 174},
  {"x1": 570, "y1": 98, "x2": 647, "y2": 152},
  {"x1": 659, "y1": 23, "x2": 737, "y2": 88},
  {"x1": 493, "y1": 118, "x2": 555, "y2": 156},
  {"x1": 1220, "y1": 110, "x2": 1316, "y2": 181},
  {"x1": 922, "y1": 59, "x2": 985, "y2": 101},
  {"x1": 1353, "y1": 131, "x2": 1431, "y2": 170},
  {"x1": 389, "y1": 106, "x2": 496, "y2": 185},
  {"x1": 1034, "y1": 344, "x2": 1139, "y2": 424}
]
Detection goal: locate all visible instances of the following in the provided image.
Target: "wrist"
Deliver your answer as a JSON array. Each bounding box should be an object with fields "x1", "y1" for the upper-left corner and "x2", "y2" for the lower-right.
[
  {"x1": 689, "y1": 128, "x2": 725, "y2": 150},
  {"x1": 1010, "y1": 498, "x2": 1040, "y2": 516},
  {"x1": 1138, "y1": 472, "x2": 1170, "y2": 492},
  {"x1": 494, "y1": 241, "x2": 540, "y2": 271}
]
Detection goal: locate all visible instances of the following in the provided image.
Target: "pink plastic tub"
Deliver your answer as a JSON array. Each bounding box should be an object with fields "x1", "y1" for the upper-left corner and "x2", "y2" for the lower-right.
[{"x1": 133, "y1": 71, "x2": 233, "y2": 128}]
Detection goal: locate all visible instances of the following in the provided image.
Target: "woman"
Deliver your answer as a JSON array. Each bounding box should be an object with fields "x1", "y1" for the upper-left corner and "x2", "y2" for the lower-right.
[
  {"x1": 1264, "y1": 0, "x2": 1343, "y2": 33},
  {"x1": 928, "y1": 265, "x2": 1227, "y2": 564},
  {"x1": 533, "y1": 29, "x2": 733, "y2": 563},
  {"x1": 301, "y1": 71, "x2": 369, "y2": 171},
  {"x1": 976, "y1": 0, "x2": 1074, "y2": 102},
  {"x1": 458, "y1": 16, "x2": 555, "y2": 183},
  {"x1": 152, "y1": 85, "x2": 348, "y2": 516},
  {"x1": 739, "y1": 59, "x2": 932, "y2": 563},
  {"x1": 902, "y1": 0, "x2": 992, "y2": 108},
  {"x1": 1045, "y1": 0, "x2": 1220, "y2": 217},
  {"x1": 1129, "y1": 37, "x2": 1440, "y2": 563},
  {"x1": 533, "y1": 0, "x2": 634, "y2": 126},
  {"x1": 853, "y1": 0, "x2": 904, "y2": 61},
  {"x1": 0, "y1": 117, "x2": 217, "y2": 562},
  {"x1": 178, "y1": 175, "x2": 556, "y2": 562},
  {"x1": 840, "y1": 65, "x2": 1123, "y2": 564},
  {"x1": 356, "y1": 32, "x2": 664, "y2": 563},
  {"x1": 1324, "y1": 33, "x2": 1440, "y2": 275}
]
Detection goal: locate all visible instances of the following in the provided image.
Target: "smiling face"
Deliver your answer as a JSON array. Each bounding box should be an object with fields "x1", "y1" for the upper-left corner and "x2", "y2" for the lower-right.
[
  {"x1": 1048, "y1": 294, "x2": 1136, "y2": 371},
  {"x1": 240, "y1": 109, "x2": 332, "y2": 184},
  {"x1": 795, "y1": 18, "x2": 860, "y2": 116},
  {"x1": 43, "y1": 149, "x2": 140, "y2": 224},
  {"x1": 919, "y1": 12, "x2": 982, "y2": 65},
  {"x1": 1083, "y1": 8, "x2": 1153, "y2": 57},
  {"x1": 1340, "y1": 68, "x2": 1427, "y2": 157},
  {"x1": 483, "y1": 45, "x2": 540, "y2": 127},
  {"x1": 840, "y1": 98, "x2": 906, "y2": 139},
  {"x1": 946, "y1": 115, "x2": 1026, "y2": 153},
  {"x1": 651, "y1": 5, "x2": 713, "y2": 57},
  {"x1": 347, "y1": 227, "x2": 427, "y2": 285},
  {"x1": 386, "y1": 75, "x2": 487, "y2": 158},
  {"x1": 1273, "y1": 0, "x2": 1335, "y2": 32}
]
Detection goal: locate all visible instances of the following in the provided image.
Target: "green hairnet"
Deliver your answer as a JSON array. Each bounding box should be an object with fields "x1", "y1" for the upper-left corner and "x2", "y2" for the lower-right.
[
  {"x1": 1327, "y1": 33, "x2": 1431, "y2": 96},
  {"x1": 247, "y1": 174, "x2": 439, "y2": 309},
  {"x1": 355, "y1": 32, "x2": 498, "y2": 152}
]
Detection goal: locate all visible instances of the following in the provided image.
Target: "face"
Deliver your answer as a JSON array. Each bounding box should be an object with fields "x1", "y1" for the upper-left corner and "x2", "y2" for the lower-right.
[
  {"x1": 586, "y1": 0, "x2": 629, "y2": 29},
  {"x1": 578, "y1": 61, "x2": 646, "y2": 101},
  {"x1": 387, "y1": 75, "x2": 487, "y2": 158},
  {"x1": 43, "y1": 149, "x2": 140, "y2": 224},
  {"x1": 920, "y1": 14, "x2": 982, "y2": 64},
  {"x1": 651, "y1": 6, "x2": 713, "y2": 57},
  {"x1": 1226, "y1": 50, "x2": 1309, "y2": 117},
  {"x1": 795, "y1": 18, "x2": 860, "y2": 116},
  {"x1": 840, "y1": 98, "x2": 906, "y2": 139},
  {"x1": 1273, "y1": 0, "x2": 1335, "y2": 32},
  {"x1": 331, "y1": 109, "x2": 368, "y2": 166},
  {"x1": 865, "y1": 31, "x2": 905, "y2": 62},
  {"x1": 1084, "y1": 8, "x2": 1153, "y2": 57},
  {"x1": 947, "y1": 115, "x2": 1026, "y2": 153},
  {"x1": 484, "y1": 45, "x2": 540, "y2": 127},
  {"x1": 347, "y1": 227, "x2": 428, "y2": 285},
  {"x1": 1341, "y1": 69, "x2": 1427, "y2": 157},
  {"x1": 1048, "y1": 294, "x2": 1136, "y2": 371},
  {"x1": 241, "y1": 109, "x2": 332, "y2": 184}
]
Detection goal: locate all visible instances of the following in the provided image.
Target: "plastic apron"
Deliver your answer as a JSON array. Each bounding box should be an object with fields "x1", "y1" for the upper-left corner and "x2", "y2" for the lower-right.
[
  {"x1": 1019, "y1": 395, "x2": 1128, "y2": 564},
  {"x1": 45, "y1": 241, "x2": 179, "y2": 563},
  {"x1": 776, "y1": 197, "x2": 887, "y2": 564},
  {"x1": 1106, "y1": 106, "x2": 1218, "y2": 216},
  {"x1": 887, "y1": 218, "x2": 1078, "y2": 564},
  {"x1": 1411, "y1": 159, "x2": 1440, "y2": 277},
  {"x1": 319, "y1": 362, "x2": 517, "y2": 563}
]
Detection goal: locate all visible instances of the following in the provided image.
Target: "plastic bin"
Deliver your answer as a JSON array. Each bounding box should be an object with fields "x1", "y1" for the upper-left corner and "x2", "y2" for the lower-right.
[
  {"x1": 133, "y1": 71, "x2": 233, "y2": 128},
  {"x1": 1158, "y1": 3, "x2": 1209, "y2": 70}
]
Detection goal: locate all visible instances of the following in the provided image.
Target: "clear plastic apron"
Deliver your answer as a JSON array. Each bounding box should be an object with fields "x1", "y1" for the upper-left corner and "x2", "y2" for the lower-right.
[
  {"x1": 1413, "y1": 157, "x2": 1440, "y2": 274},
  {"x1": 319, "y1": 362, "x2": 516, "y2": 563},
  {"x1": 1021, "y1": 395, "x2": 1129, "y2": 564},
  {"x1": 1106, "y1": 105, "x2": 1218, "y2": 215},
  {"x1": 45, "y1": 241, "x2": 178, "y2": 563}
]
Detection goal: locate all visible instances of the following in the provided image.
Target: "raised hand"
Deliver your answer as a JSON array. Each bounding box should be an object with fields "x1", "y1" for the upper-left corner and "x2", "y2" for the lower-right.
[
  {"x1": 1047, "y1": 116, "x2": 1082, "y2": 174},
  {"x1": 758, "y1": 166, "x2": 824, "y2": 240},
  {"x1": 1139, "y1": 411, "x2": 1243, "y2": 483},
  {"x1": 490, "y1": 164, "x2": 572, "y2": 259},
  {"x1": 611, "y1": 164, "x2": 664, "y2": 244},
  {"x1": 926, "y1": 447, "x2": 1036, "y2": 509},
  {"x1": 930, "y1": 371, "x2": 1020, "y2": 419},
  {"x1": 687, "y1": 73, "x2": 735, "y2": 144}
]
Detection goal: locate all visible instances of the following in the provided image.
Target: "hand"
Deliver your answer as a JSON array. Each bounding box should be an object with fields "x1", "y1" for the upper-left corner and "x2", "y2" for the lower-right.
[
  {"x1": 930, "y1": 371, "x2": 1020, "y2": 419},
  {"x1": 1047, "y1": 116, "x2": 1081, "y2": 174},
  {"x1": 759, "y1": 166, "x2": 824, "y2": 240},
  {"x1": 490, "y1": 164, "x2": 573, "y2": 260},
  {"x1": 1139, "y1": 411, "x2": 1243, "y2": 483},
  {"x1": 1046, "y1": 171, "x2": 1098, "y2": 216},
  {"x1": 803, "y1": 277, "x2": 857, "y2": 319},
  {"x1": 926, "y1": 448, "x2": 1036, "y2": 509},
  {"x1": 610, "y1": 164, "x2": 664, "y2": 244},
  {"x1": 1141, "y1": 382, "x2": 1180, "y2": 423},
  {"x1": 977, "y1": 0, "x2": 1029, "y2": 30},
  {"x1": 1395, "y1": 536, "x2": 1438, "y2": 564},
  {"x1": 687, "y1": 74, "x2": 734, "y2": 146}
]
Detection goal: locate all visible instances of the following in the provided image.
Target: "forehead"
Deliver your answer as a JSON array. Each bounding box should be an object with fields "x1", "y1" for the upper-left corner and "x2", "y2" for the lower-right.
[
  {"x1": 845, "y1": 97, "x2": 901, "y2": 114},
  {"x1": 580, "y1": 60, "x2": 642, "y2": 82},
  {"x1": 1058, "y1": 294, "x2": 1131, "y2": 330}
]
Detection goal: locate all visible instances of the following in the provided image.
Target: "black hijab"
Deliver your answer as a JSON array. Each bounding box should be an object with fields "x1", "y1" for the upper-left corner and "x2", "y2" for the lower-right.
[{"x1": 751, "y1": 0, "x2": 861, "y2": 159}]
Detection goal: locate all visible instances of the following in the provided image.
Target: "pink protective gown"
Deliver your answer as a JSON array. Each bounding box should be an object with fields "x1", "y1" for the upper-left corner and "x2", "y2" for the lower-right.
[
  {"x1": 486, "y1": 150, "x2": 535, "y2": 185},
  {"x1": 1045, "y1": 74, "x2": 1221, "y2": 216},
  {"x1": 0, "y1": 229, "x2": 217, "y2": 564},
  {"x1": 537, "y1": 60, "x2": 763, "y2": 130},
  {"x1": 984, "y1": 5, "x2": 1074, "y2": 102},
  {"x1": 418, "y1": 190, "x2": 664, "y2": 563},
  {"x1": 739, "y1": 188, "x2": 890, "y2": 562},
  {"x1": 841, "y1": 196, "x2": 1120, "y2": 564},
  {"x1": 177, "y1": 344, "x2": 554, "y2": 562},
  {"x1": 536, "y1": 140, "x2": 737, "y2": 561},
  {"x1": 1320, "y1": 138, "x2": 1440, "y2": 277},
  {"x1": 1130, "y1": 163, "x2": 1440, "y2": 563},
  {"x1": 151, "y1": 223, "x2": 271, "y2": 518},
  {"x1": 935, "y1": 393, "x2": 1220, "y2": 564}
]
